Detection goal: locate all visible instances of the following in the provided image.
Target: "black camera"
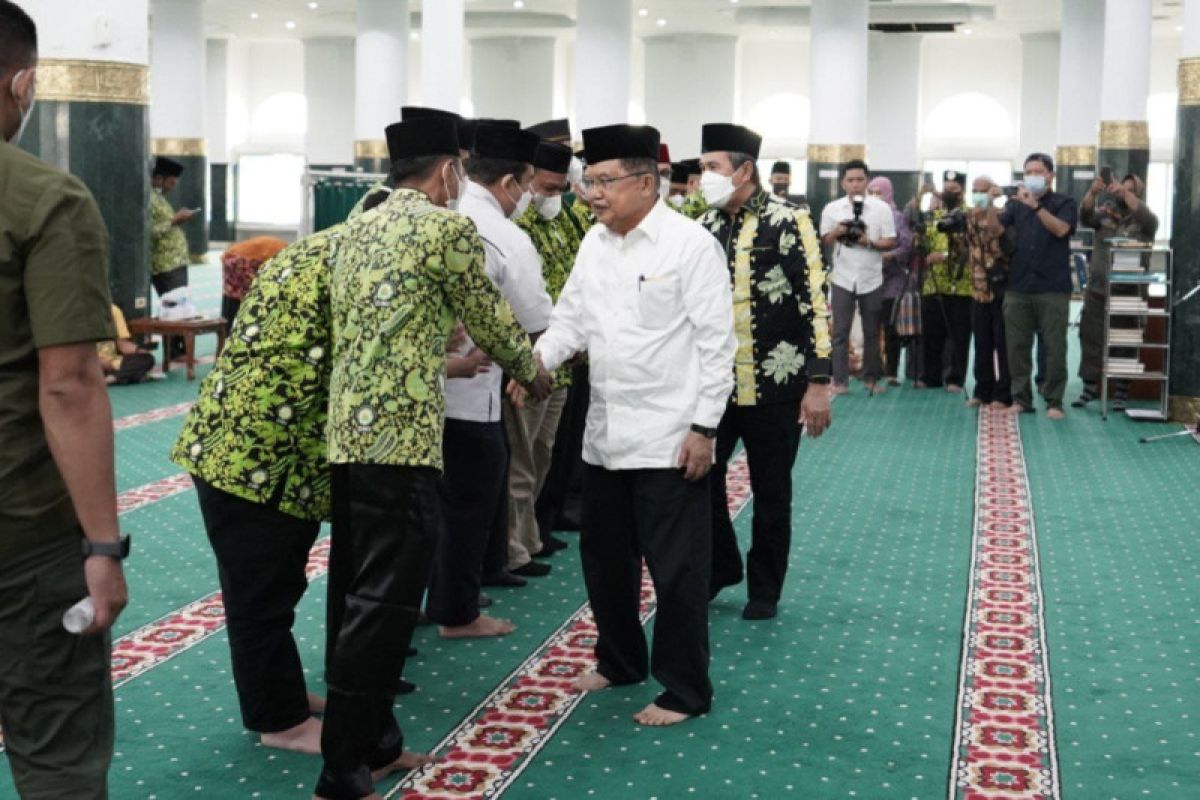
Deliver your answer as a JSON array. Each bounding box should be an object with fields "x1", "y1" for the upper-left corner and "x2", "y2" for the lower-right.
[
  {"x1": 936, "y1": 208, "x2": 967, "y2": 234},
  {"x1": 838, "y1": 195, "x2": 868, "y2": 245}
]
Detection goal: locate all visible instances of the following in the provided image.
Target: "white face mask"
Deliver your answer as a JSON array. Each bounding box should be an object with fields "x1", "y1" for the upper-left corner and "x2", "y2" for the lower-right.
[
  {"x1": 669, "y1": 194, "x2": 685, "y2": 208},
  {"x1": 9, "y1": 70, "x2": 35, "y2": 145},
  {"x1": 1023, "y1": 174, "x2": 1047, "y2": 195},
  {"x1": 443, "y1": 163, "x2": 467, "y2": 211},
  {"x1": 504, "y1": 178, "x2": 532, "y2": 220},
  {"x1": 532, "y1": 193, "x2": 562, "y2": 221},
  {"x1": 700, "y1": 170, "x2": 738, "y2": 208}
]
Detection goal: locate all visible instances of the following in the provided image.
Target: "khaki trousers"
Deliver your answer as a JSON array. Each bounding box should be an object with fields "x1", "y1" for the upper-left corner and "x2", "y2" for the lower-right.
[{"x1": 503, "y1": 387, "x2": 569, "y2": 569}]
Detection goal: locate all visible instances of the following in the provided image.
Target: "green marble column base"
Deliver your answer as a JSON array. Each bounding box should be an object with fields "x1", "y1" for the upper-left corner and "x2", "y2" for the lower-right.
[
  {"x1": 1169, "y1": 104, "x2": 1200, "y2": 398},
  {"x1": 20, "y1": 99, "x2": 151, "y2": 319},
  {"x1": 209, "y1": 162, "x2": 236, "y2": 243},
  {"x1": 355, "y1": 156, "x2": 389, "y2": 175},
  {"x1": 154, "y1": 152, "x2": 209, "y2": 258},
  {"x1": 1054, "y1": 164, "x2": 1098, "y2": 206}
]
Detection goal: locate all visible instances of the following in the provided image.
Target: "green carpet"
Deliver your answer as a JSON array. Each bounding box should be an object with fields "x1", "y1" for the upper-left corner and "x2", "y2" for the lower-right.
[{"x1": 3, "y1": 256, "x2": 1198, "y2": 798}]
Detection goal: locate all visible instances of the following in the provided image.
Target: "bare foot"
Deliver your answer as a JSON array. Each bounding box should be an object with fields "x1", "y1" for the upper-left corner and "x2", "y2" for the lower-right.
[
  {"x1": 965, "y1": 397, "x2": 983, "y2": 408},
  {"x1": 946, "y1": 384, "x2": 962, "y2": 393},
  {"x1": 370, "y1": 750, "x2": 438, "y2": 782},
  {"x1": 572, "y1": 671, "x2": 612, "y2": 692},
  {"x1": 1047, "y1": 408, "x2": 1065, "y2": 420},
  {"x1": 633, "y1": 703, "x2": 691, "y2": 727},
  {"x1": 990, "y1": 401, "x2": 1009, "y2": 410},
  {"x1": 915, "y1": 380, "x2": 928, "y2": 389},
  {"x1": 261, "y1": 716, "x2": 322, "y2": 754},
  {"x1": 439, "y1": 614, "x2": 515, "y2": 639},
  {"x1": 307, "y1": 692, "x2": 326, "y2": 714},
  {"x1": 1006, "y1": 404, "x2": 1025, "y2": 415}
]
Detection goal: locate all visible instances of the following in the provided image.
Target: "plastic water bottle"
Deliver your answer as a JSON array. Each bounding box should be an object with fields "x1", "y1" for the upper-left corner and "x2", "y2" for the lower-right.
[{"x1": 62, "y1": 597, "x2": 95, "y2": 634}]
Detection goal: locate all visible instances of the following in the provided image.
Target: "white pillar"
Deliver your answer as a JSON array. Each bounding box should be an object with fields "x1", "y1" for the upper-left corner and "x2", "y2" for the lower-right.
[
  {"x1": 575, "y1": 0, "x2": 632, "y2": 132},
  {"x1": 809, "y1": 0, "x2": 869, "y2": 148},
  {"x1": 22, "y1": 0, "x2": 149, "y2": 63},
  {"x1": 866, "y1": 32, "x2": 921, "y2": 171},
  {"x1": 1019, "y1": 33, "x2": 1061, "y2": 162},
  {"x1": 471, "y1": 37, "x2": 556, "y2": 124},
  {"x1": 1057, "y1": 0, "x2": 1104, "y2": 146},
  {"x1": 206, "y1": 39, "x2": 228, "y2": 164},
  {"x1": 150, "y1": 0, "x2": 205, "y2": 138},
  {"x1": 1186, "y1": 0, "x2": 1200, "y2": 57},
  {"x1": 422, "y1": 0, "x2": 464, "y2": 113},
  {"x1": 1100, "y1": 0, "x2": 1153, "y2": 123},
  {"x1": 356, "y1": 0, "x2": 408, "y2": 143},
  {"x1": 645, "y1": 35, "x2": 736, "y2": 157},
  {"x1": 305, "y1": 37, "x2": 356, "y2": 165}
]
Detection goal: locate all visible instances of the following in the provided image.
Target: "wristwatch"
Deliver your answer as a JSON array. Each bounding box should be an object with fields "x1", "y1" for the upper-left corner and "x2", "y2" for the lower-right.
[
  {"x1": 82, "y1": 534, "x2": 131, "y2": 561},
  {"x1": 690, "y1": 424, "x2": 718, "y2": 439}
]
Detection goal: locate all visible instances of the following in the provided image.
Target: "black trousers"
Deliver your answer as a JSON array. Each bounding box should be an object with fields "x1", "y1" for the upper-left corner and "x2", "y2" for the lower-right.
[
  {"x1": 880, "y1": 298, "x2": 918, "y2": 381},
  {"x1": 921, "y1": 295, "x2": 973, "y2": 387},
  {"x1": 194, "y1": 479, "x2": 319, "y2": 734},
  {"x1": 709, "y1": 401, "x2": 803, "y2": 604},
  {"x1": 972, "y1": 298, "x2": 1012, "y2": 405},
  {"x1": 480, "y1": 423, "x2": 512, "y2": 578},
  {"x1": 220, "y1": 296, "x2": 242, "y2": 337},
  {"x1": 317, "y1": 463, "x2": 441, "y2": 800},
  {"x1": 427, "y1": 419, "x2": 507, "y2": 625},
  {"x1": 580, "y1": 465, "x2": 712, "y2": 716},
  {"x1": 151, "y1": 264, "x2": 189, "y2": 296},
  {"x1": 537, "y1": 363, "x2": 590, "y2": 535}
]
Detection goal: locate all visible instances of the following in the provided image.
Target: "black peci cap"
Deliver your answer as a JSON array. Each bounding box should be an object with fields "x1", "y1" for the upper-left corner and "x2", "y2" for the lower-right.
[
  {"x1": 527, "y1": 118, "x2": 572, "y2": 143},
  {"x1": 473, "y1": 122, "x2": 539, "y2": 163},
  {"x1": 384, "y1": 117, "x2": 461, "y2": 163},
  {"x1": 701, "y1": 123, "x2": 763, "y2": 159},
  {"x1": 581, "y1": 124, "x2": 660, "y2": 164},
  {"x1": 153, "y1": 156, "x2": 185, "y2": 178},
  {"x1": 533, "y1": 141, "x2": 573, "y2": 174}
]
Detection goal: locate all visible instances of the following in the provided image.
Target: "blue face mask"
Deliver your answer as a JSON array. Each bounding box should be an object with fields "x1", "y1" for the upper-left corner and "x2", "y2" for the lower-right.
[{"x1": 1023, "y1": 174, "x2": 1047, "y2": 195}]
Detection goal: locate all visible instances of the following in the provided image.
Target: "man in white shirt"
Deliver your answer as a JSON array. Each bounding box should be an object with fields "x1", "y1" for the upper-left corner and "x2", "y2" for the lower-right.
[
  {"x1": 819, "y1": 160, "x2": 897, "y2": 393},
  {"x1": 511, "y1": 124, "x2": 736, "y2": 727},
  {"x1": 426, "y1": 122, "x2": 553, "y2": 639}
]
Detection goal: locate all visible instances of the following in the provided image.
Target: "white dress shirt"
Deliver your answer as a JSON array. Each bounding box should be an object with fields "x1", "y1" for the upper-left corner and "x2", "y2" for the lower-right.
[
  {"x1": 446, "y1": 180, "x2": 553, "y2": 423},
  {"x1": 535, "y1": 200, "x2": 736, "y2": 470},
  {"x1": 819, "y1": 194, "x2": 897, "y2": 294}
]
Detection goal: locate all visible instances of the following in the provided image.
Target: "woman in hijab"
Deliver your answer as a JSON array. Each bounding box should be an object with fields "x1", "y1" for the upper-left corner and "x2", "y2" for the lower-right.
[{"x1": 867, "y1": 177, "x2": 916, "y2": 386}]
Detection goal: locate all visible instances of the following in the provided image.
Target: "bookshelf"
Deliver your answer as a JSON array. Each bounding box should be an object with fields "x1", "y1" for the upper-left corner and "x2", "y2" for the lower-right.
[{"x1": 1101, "y1": 245, "x2": 1172, "y2": 421}]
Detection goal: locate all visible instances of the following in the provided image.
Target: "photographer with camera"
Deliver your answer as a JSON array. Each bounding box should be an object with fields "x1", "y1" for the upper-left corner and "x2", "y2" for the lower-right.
[
  {"x1": 1073, "y1": 172, "x2": 1157, "y2": 410},
  {"x1": 819, "y1": 159, "x2": 897, "y2": 394},
  {"x1": 986, "y1": 153, "x2": 1078, "y2": 419},
  {"x1": 917, "y1": 171, "x2": 975, "y2": 393},
  {"x1": 964, "y1": 176, "x2": 1012, "y2": 408}
]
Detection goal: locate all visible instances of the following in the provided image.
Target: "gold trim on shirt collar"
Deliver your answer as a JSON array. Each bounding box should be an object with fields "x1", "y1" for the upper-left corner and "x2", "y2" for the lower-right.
[
  {"x1": 36, "y1": 59, "x2": 149, "y2": 105},
  {"x1": 153, "y1": 138, "x2": 207, "y2": 158},
  {"x1": 1054, "y1": 145, "x2": 1096, "y2": 167},
  {"x1": 806, "y1": 144, "x2": 867, "y2": 165},
  {"x1": 1098, "y1": 121, "x2": 1150, "y2": 150},
  {"x1": 355, "y1": 140, "x2": 389, "y2": 160}
]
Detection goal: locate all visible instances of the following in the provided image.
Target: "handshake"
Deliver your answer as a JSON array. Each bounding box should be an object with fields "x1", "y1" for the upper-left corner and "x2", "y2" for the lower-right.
[{"x1": 506, "y1": 353, "x2": 554, "y2": 409}]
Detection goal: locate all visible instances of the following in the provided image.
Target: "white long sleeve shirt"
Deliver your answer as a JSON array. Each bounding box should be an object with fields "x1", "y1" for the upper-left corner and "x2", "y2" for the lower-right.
[
  {"x1": 446, "y1": 181, "x2": 553, "y2": 422},
  {"x1": 535, "y1": 199, "x2": 736, "y2": 470}
]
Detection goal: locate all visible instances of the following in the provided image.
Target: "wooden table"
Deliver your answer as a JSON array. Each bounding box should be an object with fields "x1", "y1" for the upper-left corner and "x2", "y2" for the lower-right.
[{"x1": 127, "y1": 317, "x2": 226, "y2": 380}]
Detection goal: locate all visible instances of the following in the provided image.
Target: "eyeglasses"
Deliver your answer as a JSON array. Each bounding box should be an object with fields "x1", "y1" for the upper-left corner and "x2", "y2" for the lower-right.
[{"x1": 580, "y1": 172, "x2": 652, "y2": 193}]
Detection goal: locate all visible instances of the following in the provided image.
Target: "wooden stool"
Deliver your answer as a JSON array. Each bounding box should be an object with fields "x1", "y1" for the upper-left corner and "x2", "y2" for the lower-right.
[{"x1": 127, "y1": 317, "x2": 227, "y2": 380}]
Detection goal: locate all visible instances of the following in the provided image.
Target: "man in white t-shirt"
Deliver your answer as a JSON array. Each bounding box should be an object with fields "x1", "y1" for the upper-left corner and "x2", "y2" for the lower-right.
[{"x1": 819, "y1": 160, "x2": 897, "y2": 394}]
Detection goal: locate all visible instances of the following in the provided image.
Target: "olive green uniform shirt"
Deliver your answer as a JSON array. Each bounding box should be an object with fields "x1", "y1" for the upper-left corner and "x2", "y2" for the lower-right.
[
  {"x1": 327, "y1": 188, "x2": 538, "y2": 469},
  {"x1": 171, "y1": 230, "x2": 341, "y2": 522},
  {"x1": 1, "y1": 141, "x2": 115, "y2": 560},
  {"x1": 150, "y1": 188, "x2": 189, "y2": 276},
  {"x1": 921, "y1": 207, "x2": 974, "y2": 298}
]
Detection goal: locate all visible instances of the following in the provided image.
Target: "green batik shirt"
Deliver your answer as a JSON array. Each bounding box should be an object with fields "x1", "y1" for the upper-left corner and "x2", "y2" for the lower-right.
[
  {"x1": 150, "y1": 189, "x2": 189, "y2": 276},
  {"x1": 170, "y1": 229, "x2": 341, "y2": 522},
  {"x1": 570, "y1": 197, "x2": 596, "y2": 233},
  {"x1": 699, "y1": 190, "x2": 832, "y2": 406},
  {"x1": 680, "y1": 191, "x2": 710, "y2": 221},
  {"x1": 921, "y1": 207, "x2": 974, "y2": 298},
  {"x1": 516, "y1": 202, "x2": 588, "y2": 388},
  {"x1": 346, "y1": 179, "x2": 389, "y2": 221},
  {"x1": 328, "y1": 188, "x2": 538, "y2": 469}
]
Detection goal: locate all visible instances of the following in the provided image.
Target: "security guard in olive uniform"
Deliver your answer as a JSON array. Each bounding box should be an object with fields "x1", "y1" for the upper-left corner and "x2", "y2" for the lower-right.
[{"x1": 1, "y1": 2, "x2": 128, "y2": 796}]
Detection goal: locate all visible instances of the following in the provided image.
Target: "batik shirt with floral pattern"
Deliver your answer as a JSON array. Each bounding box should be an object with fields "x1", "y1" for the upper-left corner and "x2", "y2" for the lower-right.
[
  {"x1": 516, "y1": 201, "x2": 588, "y2": 389},
  {"x1": 921, "y1": 207, "x2": 974, "y2": 298},
  {"x1": 679, "y1": 191, "x2": 710, "y2": 221},
  {"x1": 328, "y1": 188, "x2": 538, "y2": 469},
  {"x1": 150, "y1": 189, "x2": 189, "y2": 275},
  {"x1": 170, "y1": 229, "x2": 341, "y2": 521},
  {"x1": 346, "y1": 180, "x2": 390, "y2": 221},
  {"x1": 700, "y1": 190, "x2": 832, "y2": 406}
]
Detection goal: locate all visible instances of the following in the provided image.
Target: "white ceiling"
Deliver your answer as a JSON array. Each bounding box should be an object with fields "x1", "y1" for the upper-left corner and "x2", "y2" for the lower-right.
[{"x1": 200, "y1": 0, "x2": 1190, "y2": 41}]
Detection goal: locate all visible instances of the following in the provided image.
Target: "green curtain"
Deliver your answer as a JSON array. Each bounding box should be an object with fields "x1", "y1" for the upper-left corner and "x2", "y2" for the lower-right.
[{"x1": 312, "y1": 177, "x2": 374, "y2": 232}]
